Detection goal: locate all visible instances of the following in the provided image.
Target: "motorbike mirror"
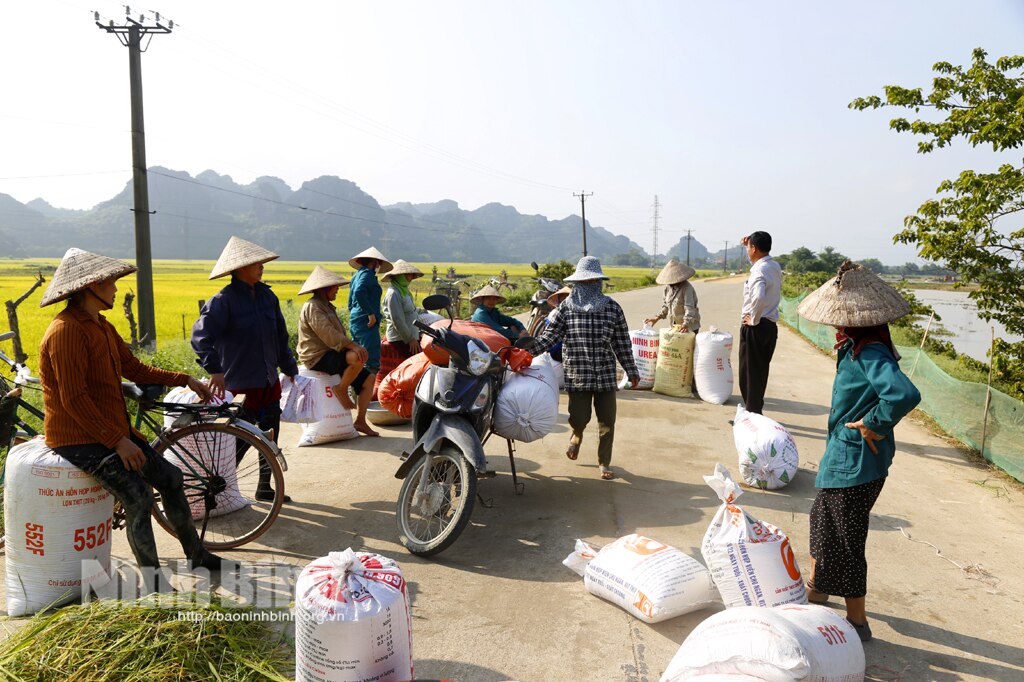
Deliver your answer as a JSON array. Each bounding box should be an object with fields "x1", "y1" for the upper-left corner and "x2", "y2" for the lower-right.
[
  {"x1": 422, "y1": 294, "x2": 451, "y2": 312},
  {"x1": 530, "y1": 261, "x2": 539, "y2": 271}
]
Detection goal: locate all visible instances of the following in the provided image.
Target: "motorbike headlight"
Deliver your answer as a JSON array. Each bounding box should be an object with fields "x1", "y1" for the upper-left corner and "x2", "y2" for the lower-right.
[{"x1": 467, "y1": 340, "x2": 491, "y2": 376}]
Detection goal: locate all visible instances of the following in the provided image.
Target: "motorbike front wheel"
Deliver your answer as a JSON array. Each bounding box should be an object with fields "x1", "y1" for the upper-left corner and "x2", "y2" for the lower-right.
[{"x1": 396, "y1": 446, "x2": 476, "y2": 556}]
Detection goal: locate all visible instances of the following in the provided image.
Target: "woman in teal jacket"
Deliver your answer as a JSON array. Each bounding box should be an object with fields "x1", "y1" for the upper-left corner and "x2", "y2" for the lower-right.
[
  {"x1": 346, "y1": 247, "x2": 392, "y2": 375},
  {"x1": 796, "y1": 261, "x2": 921, "y2": 643},
  {"x1": 470, "y1": 285, "x2": 526, "y2": 342}
]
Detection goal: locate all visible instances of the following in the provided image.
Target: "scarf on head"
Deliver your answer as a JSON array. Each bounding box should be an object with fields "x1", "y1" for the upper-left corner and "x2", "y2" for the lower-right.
[
  {"x1": 565, "y1": 281, "x2": 610, "y2": 312},
  {"x1": 389, "y1": 274, "x2": 410, "y2": 298},
  {"x1": 834, "y1": 324, "x2": 900, "y2": 360}
]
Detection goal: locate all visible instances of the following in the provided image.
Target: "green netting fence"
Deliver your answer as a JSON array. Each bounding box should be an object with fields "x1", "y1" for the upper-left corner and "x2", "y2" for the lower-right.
[{"x1": 781, "y1": 295, "x2": 1024, "y2": 483}]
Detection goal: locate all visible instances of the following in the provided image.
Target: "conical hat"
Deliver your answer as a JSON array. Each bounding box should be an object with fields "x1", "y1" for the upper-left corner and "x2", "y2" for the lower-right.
[
  {"x1": 546, "y1": 286, "x2": 571, "y2": 307},
  {"x1": 347, "y1": 246, "x2": 393, "y2": 274},
  {"x1": 470, "y1": 284, "x2": 506, "y2": 305},
  {"x1": 298, "y1": 266, "x2": 350, "y2": 295},
  {"x1": 656, "y1": 259, "x2": 696, "y2": 285},
  {"x1": 382, "y1": 259, "x2": 424, "y2": 282},
  {"x1": 40, "y1": 248, "x2": 137, "y2": 307},
  {"x1": 209, "y1": 236, "x2": 278, "y2": 280},
  {"x1": 797, "y1": 261, "x2": 911, "y2": 327}
]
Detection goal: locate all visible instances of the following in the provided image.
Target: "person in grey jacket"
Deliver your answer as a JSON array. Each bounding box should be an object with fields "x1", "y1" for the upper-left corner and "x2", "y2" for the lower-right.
[
  {"x1": 375, "y1": 260, "x2": 424, "y2": 398},
  {"x1": 644, "y1": 258, "x2": 700, "y2": 332}
]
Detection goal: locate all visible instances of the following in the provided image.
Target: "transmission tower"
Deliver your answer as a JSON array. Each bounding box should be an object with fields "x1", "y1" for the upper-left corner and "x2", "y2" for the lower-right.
[{"x1": 651, "y1": 195, "x2": 660, "y2": 269}]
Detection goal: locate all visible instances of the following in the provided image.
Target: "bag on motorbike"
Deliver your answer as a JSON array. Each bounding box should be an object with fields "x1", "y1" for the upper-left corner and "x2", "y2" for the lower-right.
[
  {"x1": 422, "y1": 320, "x2": 508, "y2": 365},
  {"x1": 493, "y1": 359, "x2": 558, "y2": 442},
  {"x1": 694, "y1": 327, "x2": 734, "y2": 405},
  {"x1": 378, "y1": 353, "x2": 434, "y2": 419},
  {"x1": 297, "y1": 368, "x2": 359, "y2": 446},
  {"x1": 618, "y1": 325, "x2": 659, "y2": 390},
  {"x1": 532, "y1": 353, "x2": 564, "y2": 390},
  {"x1": 653, "y1": 328, "x2": 695, "y2": 398}
]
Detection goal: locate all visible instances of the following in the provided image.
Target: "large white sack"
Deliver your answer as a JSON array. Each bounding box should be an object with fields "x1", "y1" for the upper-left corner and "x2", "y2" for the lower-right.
[
  {"x1": 701, "y1": 464, "x2": 807, "y2": 609},
  {"x1": 533, "y1": 353, "x2": 565, "y2": 390},
  {"x1": 294, "y1": 549, "x2": 413, "y2": 682},
  {"x1": 493, "y1": 361, "x2": 559, "y2": 442},
  {"x1": 280, "y1": 373, "x2": 323, "y2": 423},
  {"x1": 734, "y1": 405, "x2": 799, "y2": 490},
  {"x1": 563, "y1": 534, "x2": 719, "y2": 624},
  {"x1": 298, "y1": 367, "x2": 358, "y2": 447},
  {"x1": 653, "y1": 328, "x2": 695, "y2": 398},
  {"x1": 693, "y1": 327, "x2": 734, "y2": 405},
  {"x1": 618, "y1": 326, "x2": 659, "y2": 389},
  {"x1": 660, "y1": 604, "x2": 865, "y2": 682},
  {"x1": 5, "y1": 438, "x2": 114, "y2": 616},
  {"x1": 163, "y1": 386, "x2": 250, "y2": 519}
]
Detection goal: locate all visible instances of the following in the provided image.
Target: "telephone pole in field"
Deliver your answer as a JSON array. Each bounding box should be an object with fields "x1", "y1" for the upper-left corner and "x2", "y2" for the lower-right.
[
  {"x1": 650, "y1": 195, "x2": 660, "y2": 269},
  {"x1": 723, "y1": 241, "x2": 729, "y2": 273},
  {"x1": 574, "y1": 191, "x2": 593, "y2": 256},
  {"x1": 684, "y1": 229, "x2": 694, "y2": 266},
  {"x1": 96, "y1": 7, "x2": 173, "y2": 349}
]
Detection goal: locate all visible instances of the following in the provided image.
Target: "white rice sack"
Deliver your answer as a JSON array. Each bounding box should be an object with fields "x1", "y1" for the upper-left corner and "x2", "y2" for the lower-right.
[
  {"x1": 493, "y1": 361, "x2": 559, "y2": 442},
  {"x1": 298, "y1": 368, "x2": 358, "y2": 447},
  {"x1": 660, "y1": 604, "x2": 865, "y2": 682},
  {"x1": 295, "y1": 549, "x2": 413, "y2": 682},
  {"x1": 653, "y1": 328, "x2": 695, "y2": 398},
  {"x1": 693, "y1": 327, "x2": 734, "y2": 405},
  {"x1": 700, "y1": 464, "x2": 807, "y2": 609},
  {"x1": 280, "y1": 373, "x2": 323, "y2": 423},
  {"x1": 5, "y1": 439, "x2": 114, "y2": 616},
  {"x1": 563, "y1": 534, "x2": 719, "y2": 624},
  {"x1": 733, "y1": 405, "x2": 799, "y2": 490}
]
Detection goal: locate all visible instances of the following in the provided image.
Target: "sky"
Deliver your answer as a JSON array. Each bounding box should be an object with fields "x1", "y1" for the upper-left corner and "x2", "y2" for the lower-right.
[{"x1": 2, "y1": 0, "x2": 1023, "y2": 264}]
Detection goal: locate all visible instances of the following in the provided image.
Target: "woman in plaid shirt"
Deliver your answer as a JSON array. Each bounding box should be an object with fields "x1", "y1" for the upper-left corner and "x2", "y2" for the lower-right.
[{"x1": 526, "y1": 257, "x2": 639, "y2": 480}]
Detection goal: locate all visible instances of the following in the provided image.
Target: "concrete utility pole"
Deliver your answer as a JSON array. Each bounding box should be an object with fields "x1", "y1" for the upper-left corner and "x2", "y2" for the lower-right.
[
  {"x1": 684, "y1": 229, "x2": 693, "y2": 266},
  {"x1": 723, "y1": 241, "x2": 729, "y2": 274},
  {"x1": 96, "y1": 7, "x2": 173, "y2": 350},
  {"x1": 651, "y1": 195, "x2": 660, "y2": 269},
  {"x1": 574, "y1": 191, "x2": 593, "y2": 256}
]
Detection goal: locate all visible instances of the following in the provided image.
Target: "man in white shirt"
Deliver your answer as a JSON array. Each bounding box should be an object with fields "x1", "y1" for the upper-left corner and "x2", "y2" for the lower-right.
[{"x1": 740, "y1": 231, "x2": 782, "y2": 414}]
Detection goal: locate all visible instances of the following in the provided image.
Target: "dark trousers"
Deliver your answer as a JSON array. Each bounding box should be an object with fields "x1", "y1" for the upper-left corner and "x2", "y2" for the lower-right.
[
  {"x1": 237, "y1": 401, "x2": 281, "y2": 493},
  {"x1": 567, "y1": 390, "x2": 617, "y2": 467},
  {"x1": 55, "y1": 434, "x2": 206, "y2": 569},
  {"x1": 739, "y1": 319, "x2": 777, "y2": 414}
]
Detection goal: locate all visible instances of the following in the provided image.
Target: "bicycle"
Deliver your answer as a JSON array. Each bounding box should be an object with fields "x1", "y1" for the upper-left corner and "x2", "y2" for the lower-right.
[{"x1": 1, "y1": 331, "x2": 287, "y2": 551}]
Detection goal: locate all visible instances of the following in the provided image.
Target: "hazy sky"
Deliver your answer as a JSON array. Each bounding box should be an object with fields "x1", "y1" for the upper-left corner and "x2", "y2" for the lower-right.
[{"x1": 2, "y1": 0, "x2": 1022, "y2": 263}]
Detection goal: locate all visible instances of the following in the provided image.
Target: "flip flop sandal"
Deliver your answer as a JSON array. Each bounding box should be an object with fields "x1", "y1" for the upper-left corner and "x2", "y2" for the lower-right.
[
  {"x1": 806, "y1": 582, "x2": 830, "y2": 604},
  {"x1": 599, "y1": 466, "x2": 615, "y2": 480},
  {"x1": 566, "y1": 435, "x2": 581, "y2": 460}
]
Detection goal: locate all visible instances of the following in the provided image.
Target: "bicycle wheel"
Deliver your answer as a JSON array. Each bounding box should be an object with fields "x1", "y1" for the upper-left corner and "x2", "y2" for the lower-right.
[
  {"x1": 396, "y1": 445, "x2": 476, "y2": 556},
  {"x1": 151, "y1": 422, "x2": 284, "y2": 550}
]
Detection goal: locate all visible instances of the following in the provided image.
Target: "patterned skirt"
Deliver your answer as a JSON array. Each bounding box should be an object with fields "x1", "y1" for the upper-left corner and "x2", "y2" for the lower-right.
[{"x1": 808, "y1": 477, "x2": 886, "y2": 598}]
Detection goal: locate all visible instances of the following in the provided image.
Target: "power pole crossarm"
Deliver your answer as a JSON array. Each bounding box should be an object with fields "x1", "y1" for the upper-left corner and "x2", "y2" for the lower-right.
[{"x1": 573, "y1": 191, "x2": 593, "y2": 257}]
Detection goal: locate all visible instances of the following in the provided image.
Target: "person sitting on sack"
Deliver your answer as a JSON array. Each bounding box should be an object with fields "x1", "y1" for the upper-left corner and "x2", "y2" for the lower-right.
[
  {"x1": 376, "y1": 259, "x2": 425, "y2": 399},
  {"x1": 39, "y1": 248, "x2": 234, "y2": 588},
  {"x1": 296, "y1": 266, "x2": 377, "y2": 437},
  {"x1": 644, "y1": 258, "x2": 700, "y2": 333},
  {"x1": 470, "y1": 285, "x2": 527, "y2": 342},
  {"x1": 192, "y1": 236, "x2": 296, "y2": 502}
]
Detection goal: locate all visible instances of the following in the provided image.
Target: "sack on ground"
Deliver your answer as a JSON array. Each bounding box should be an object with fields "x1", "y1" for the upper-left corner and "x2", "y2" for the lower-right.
[
  {"x1": 563, "y1": 534, "x2": 719, "y2": 624},
  {"x1": 653, "y1": 328, "x2": 695, "y2": 398},
  {"x1": 694, "y1": 327, "x2": 734, "y2": 405},
  {"x1": 280, "y1": 373, "x2": 322, "y2": 423},
  {"x1": 493, "y1": 359, "x2": 559, "y2": 442},
  {"x1": 297, "y1": 367, "x2": 358, "y2": 446},
  {"x1": 660, "y1": 604, "x2": 865, "y2": 682},
  {"x1": 619, "y1": 325, "x2": 659, "y2": 389},
  {"x1": 5, "y1": 438, "x2": 114, "y2": 616},
  {"x1": 701, "y1": 464, "x2": 807, "y2": 608},
  {"x1": 733, "y1": 405, "x2": 799, "y2": 490},
  {"x1": 163, "y1": 386, "x2": 250, "y2": 519},
  {"x1": 294, "y1": 549, "x2": 413, "y2": 682},
  {"x1": 378, "y1": 353, "x2": 434, "y2": 419}
]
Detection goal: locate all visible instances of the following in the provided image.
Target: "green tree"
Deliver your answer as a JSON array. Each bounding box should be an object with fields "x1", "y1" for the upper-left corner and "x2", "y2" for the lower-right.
[
  {"x1": 816, "y1": 246, "x2": 848, "y2": 273},
  {"x1": 777, "y1": 246, "x2": 818, "y2": 273},
  {"x1": 851, "y1": 48, "x2": 1024, "y2": 336},
  {"x1": 859, "y1": 257, "x2": 886, "y2": 273}
]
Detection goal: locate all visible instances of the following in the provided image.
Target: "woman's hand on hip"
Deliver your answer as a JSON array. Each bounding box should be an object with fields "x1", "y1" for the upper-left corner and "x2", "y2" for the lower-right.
[
  {"x1": 845, "y1": 419, "x2": 882, "y2": 454},
  {"x1": 115, "y1": 437, "x2": 146, "y2": 472}
]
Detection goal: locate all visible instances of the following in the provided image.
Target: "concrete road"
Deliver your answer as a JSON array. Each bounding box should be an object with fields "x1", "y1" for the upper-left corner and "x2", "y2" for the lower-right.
[{"x1": 4, "y1": 277, "x2": 1023, "y2": 681}]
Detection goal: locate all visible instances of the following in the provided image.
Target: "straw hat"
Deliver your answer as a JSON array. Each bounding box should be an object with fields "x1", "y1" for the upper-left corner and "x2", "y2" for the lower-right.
[
  {"x1": 470, "y1": 285, "x2": 506, "y2": 305},
  {"x1": 796, "y1": 260, "x2": 911, "y2": 327},
  {"x1": 546, "y1": 286, "x2": 571, "y2": 307},
  {"x1": 563, "y1": 256, "x2": 609, "y2": 282},
  {"x1": 382, "y1": 259, "x2": 424, "y2": 282},
  {"x1": 298, "y1": 266, "x2": 350, "y2": 296},
  {"x1": 40, "y1": 248, "x2": 137, "y2": 307},
  {"x1": 656, "y1": 259, "x2": 696, "y2": 285},
  {"x1": 347, "y1": 246, "x2": 394, "y2": 274},
  {"x1": 209, "y1": 236, "x2": 279, "y2": 280}
]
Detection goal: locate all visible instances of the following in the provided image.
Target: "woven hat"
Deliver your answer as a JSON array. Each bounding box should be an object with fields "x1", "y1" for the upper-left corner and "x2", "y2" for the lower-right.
[
  {"x1": 347, "y1": 246, "x2": 393, "y2": 274},
  {"x1": 40, "y1": 248, "x2": 137, "y2": 307},
  {"x1": 209, "y1": 236, "x2": 279, "y2": 280},
  {"x1": 564, "y1": 256, "x2": 609, "y2": 282},
  {"x1": 470, "y1": 285, "x2": 506, "y2": 305},
  {"x1": 546, "y1": 286, "x2": 571, "y2": 307},
  {"x1": 656, "y1": 259, "x2": 696, "y2": 285},
  {"x1": 382, "y1": 259, "x2": 424, "y2": 282},
  {"x1": 797, "y1": 260, "x2": 911, "y2": 327},
  {"x1": 298, "y1": 266, "x2": 350, "y2": 296}
]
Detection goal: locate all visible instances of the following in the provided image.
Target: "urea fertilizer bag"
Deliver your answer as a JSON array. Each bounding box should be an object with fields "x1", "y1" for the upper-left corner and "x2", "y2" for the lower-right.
[
  {"x1": 660, "y1": 604, "x2": 865, "y2": 682},
  {"x1": 653, "y1": 328, "x2": 695, "y2": 397},
  {"x1": 701, "y1": 464, "x2": 807, "y2": 609},
  {"x1": 618, "y1": 325, "x2": 660, "y2": 389},
  {"x1": 563, "y1": 534, "x2": 718, "y2": 623},
  {"x1": 733, "y1": 405, "x2": 799, "y2": 490},
  {"x1": 295, "y1": 549, "x2": 412, "y2": 682},
  {"x1": 298, "y1": 367, "x2": 358, "y2": 446},
  {"x1": 693, "y1": 327, "x2": 734, "y2": 405},
  {"x1": 5, "y1": 438, "x2": 114, "y2": 616}
]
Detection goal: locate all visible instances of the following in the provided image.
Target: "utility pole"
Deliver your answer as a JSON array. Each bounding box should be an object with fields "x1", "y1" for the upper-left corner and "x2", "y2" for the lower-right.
[
  {"x1": 651, "y1": 195, "x2": 660, "y2": 269},
  {"x1": 574, "y1": 191, "x2": 592, "y2": 256},
  {"x1": 684, "y1": 229, "x2": 693, "y2": 266},
  {"x1": 96, "y1": 7, "x2": 173, "y2": 350},
  {"x1": 723, "y1": 241, "x2": 729, "y2": 274}
]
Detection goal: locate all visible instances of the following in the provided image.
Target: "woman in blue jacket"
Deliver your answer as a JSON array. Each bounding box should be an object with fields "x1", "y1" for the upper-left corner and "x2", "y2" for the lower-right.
[
  {"x1": 470, "y1": 285, "x2": 526, "y2": 342},
  {"x1": 346, "y1": 246, "x2": 392, "y2": 376},
  {"x1": 796, "y1": 261, "x2": 921, "y2": 643}
]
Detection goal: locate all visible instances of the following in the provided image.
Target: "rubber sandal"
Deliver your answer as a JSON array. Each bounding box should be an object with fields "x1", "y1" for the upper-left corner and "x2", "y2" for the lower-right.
[
  {"x1": 566, "y1": 436, "x2": 581, "y2": 460},
  {"x1": 847, "y1": 619, "x2": 872, "y2": 642},
  {"x1": 599, "y1": 466, "x2": 615, "y2": 480}
]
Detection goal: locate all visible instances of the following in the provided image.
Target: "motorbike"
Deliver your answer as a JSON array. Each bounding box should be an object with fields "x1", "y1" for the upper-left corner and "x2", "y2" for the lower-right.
[
  {"x1": 524, "y1": 261, "x2": 565, "y2": 337},
  {"x1": 394, "y1": 294, "x2": 525, "y2": 556}
]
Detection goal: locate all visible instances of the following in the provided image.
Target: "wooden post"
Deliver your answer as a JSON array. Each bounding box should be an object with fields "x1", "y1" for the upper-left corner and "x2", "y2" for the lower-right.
[
  {"x1": 979, "y1": 327, "x2": 995, "y2": 456},
  {"x1": 3, "y1": 272, "x2": 46, "y2": 364},
  {"x1": 908, "y1": 312, "x2": 935, "y2": 380}
]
